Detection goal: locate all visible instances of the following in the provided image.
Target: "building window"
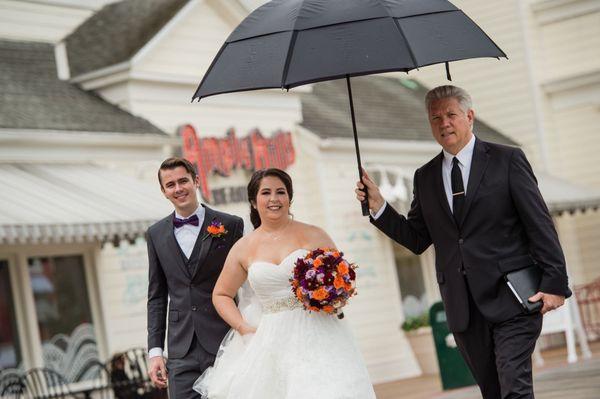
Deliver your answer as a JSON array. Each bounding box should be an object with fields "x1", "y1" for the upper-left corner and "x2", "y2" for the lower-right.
[
  {"x1": 393, "y1": 246, "x2": 429, "y2": 320},
  {"x1": 0, "y1": 260, "x2": 21, "y2": 370},
  {"x1": 28, "y1": 255, "x2": 99, "y2": 381}
]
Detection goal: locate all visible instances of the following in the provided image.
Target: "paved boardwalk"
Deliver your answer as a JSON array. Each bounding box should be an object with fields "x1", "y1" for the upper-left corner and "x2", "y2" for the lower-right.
[{"x1": 374, "y1": 343, "x2": 600, "y2": 399}]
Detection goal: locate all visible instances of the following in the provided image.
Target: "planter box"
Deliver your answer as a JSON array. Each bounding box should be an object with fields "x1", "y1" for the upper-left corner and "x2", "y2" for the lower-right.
[{"x1": 405, "y1": 326, "x2": 439, "y2": 375}]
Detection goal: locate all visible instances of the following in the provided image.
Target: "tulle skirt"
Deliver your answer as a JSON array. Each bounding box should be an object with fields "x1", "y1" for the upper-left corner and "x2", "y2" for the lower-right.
[{"x1": 194, "y1": 305, "x2": 375, "y2": 399}]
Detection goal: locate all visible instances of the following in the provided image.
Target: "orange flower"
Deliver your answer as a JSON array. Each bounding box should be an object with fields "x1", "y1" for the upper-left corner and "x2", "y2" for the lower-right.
[
  {"x1": 323, "y1": 305, "x2": 334, "y2": 313},
  {"x1": 337, "y1": 262, "x2": 349, "y2": 275},
  {"x1": 312, "y1": 287, "x2": 329, "y2": 301},
  {"x1": 334, "y1": 276, "x2": 345, "y2": 289},
  {"x1": 313, "y1": 258, "x2": 323, "y2": 268},
  {"x1": 296, "y1": 287, "x2": 304, "y2": 300},
  {"x1": 207, "y1": 222, "x2": 227, "y2": 237},
  {"x1": 308, "y1": 306, "x2": 320, "y2": 312},
  {"x1": 332, "y1": 251, "x2": 340, "y2": 258}
]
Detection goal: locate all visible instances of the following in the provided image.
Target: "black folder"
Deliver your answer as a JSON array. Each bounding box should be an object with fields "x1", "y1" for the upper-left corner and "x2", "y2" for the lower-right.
[{"x1": 505, "y1": 265, "x2": 543, "y2": 313}]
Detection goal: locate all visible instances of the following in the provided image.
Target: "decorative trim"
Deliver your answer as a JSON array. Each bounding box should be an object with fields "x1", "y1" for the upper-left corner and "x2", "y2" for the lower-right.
[
  {"x1": 70, "y1": 61, "x2": 130, "y2": 84},
  {"x1": 131, "y1": 0, "x2": 201, "y2": 65},
  {"x1": 542, "y1": 69, "x2": 600, "y2": 110},
  {"x1": 543, "y1": 69, "x2": 600, "y2": 93},
  {"x1": 531, "y1": 0, "x2": 600, "y2": 25},
  {"x1": 0, "y1": 129, "x2": 176, "y2": 146},
  {"x1": 17, "y1": 0, "x2": 108, "y2": 11},
  {"x1": 54, "y1": 42, "x2": 70, "y2": 80}
]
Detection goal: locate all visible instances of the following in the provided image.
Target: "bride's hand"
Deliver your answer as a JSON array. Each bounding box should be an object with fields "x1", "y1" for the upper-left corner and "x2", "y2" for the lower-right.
[{"x1": 236, "y1": 321, "x2": 257, "y2": 336}]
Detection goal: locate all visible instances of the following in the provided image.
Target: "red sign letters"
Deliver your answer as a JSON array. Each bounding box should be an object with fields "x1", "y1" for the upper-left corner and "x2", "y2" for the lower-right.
[{"x1": 180, "y1": 124, "x2": 295, "y2": 202}]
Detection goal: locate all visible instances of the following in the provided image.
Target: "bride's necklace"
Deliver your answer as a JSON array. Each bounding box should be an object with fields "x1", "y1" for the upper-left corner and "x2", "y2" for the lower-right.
[{"x1": 262, "y1": 219, "x2": 291, "y2": 241}]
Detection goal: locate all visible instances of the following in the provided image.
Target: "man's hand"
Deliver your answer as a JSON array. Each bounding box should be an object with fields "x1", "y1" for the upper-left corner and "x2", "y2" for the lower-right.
[
  {"x1": 148, "y1": 356, "x2": 168, "y2": 388},
  {"x1": 355, "y1": 169, "x2": 385, "y2": 214},
  {"x1": 528, "y1": 292, "x2": 565, "y2": 315}
]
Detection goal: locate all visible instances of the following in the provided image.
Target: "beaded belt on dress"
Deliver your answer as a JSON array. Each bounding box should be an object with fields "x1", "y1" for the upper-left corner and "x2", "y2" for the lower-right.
[{"x1": 262, "y1": 295, "x2": 303, "y2": 314}]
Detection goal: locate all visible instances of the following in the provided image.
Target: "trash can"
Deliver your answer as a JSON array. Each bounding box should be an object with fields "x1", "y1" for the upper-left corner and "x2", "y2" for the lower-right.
[{"x1": 429, "y1": 301, "x2": 476, "y2": 390}]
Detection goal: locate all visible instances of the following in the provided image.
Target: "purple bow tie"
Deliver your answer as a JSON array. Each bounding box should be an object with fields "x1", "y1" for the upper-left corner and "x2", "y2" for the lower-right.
[{"x1": 173, "y1": 214, "x2": 199, "y2": 228}]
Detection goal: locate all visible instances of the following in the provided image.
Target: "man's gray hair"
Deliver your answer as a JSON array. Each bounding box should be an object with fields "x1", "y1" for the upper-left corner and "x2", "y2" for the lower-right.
[{"x1": 425, "y1": 85, "x2": 472, "y2": 113}]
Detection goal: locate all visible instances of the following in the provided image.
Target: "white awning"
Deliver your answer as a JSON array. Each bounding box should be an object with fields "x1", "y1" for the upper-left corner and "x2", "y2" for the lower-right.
[
  {"x1": 537, "y1": 173, "x2": 600, "y2": 216},
  {"x1": 0, "y1": 163, "x2": 172, "y2": 245}
]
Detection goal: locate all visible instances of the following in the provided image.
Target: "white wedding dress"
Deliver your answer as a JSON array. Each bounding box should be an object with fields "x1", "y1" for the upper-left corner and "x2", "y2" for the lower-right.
[{"x1": 194, "y1": 248, "x2": 376, "y2": 399}]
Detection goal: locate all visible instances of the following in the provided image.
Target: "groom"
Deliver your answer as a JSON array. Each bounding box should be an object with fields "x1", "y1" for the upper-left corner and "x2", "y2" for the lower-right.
[
  {"x1": 147, "y1": 157, "x2": 244, "y2": 398},
  {"x1": 356, "y1": 85, "x2": 570, "y2": 399}
]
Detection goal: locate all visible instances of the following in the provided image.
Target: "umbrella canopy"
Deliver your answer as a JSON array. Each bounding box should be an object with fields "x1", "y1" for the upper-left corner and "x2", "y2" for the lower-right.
[
  {"x1": 193, "y1": 0, "x2": 506, "y2": 215},
  {"x1": 193, "y1": 0, "x2": 506, "y2": 100}
]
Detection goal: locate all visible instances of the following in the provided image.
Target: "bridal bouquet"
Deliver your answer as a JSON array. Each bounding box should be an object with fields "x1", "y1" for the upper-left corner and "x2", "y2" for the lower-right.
[{"x1": 290, "y1": 248, "x2": 357, "y2": 316}]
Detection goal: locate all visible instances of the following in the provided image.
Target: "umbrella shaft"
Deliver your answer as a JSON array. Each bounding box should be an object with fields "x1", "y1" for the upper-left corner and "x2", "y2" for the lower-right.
[{"x1": 346, "y1": 76, "x2": 370, "y2": 217}]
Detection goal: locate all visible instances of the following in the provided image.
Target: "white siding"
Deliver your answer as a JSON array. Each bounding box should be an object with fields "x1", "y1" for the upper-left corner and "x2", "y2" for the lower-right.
[
  {"x1": 134, "y1": 1, "x2": 232, "y2": 81},
  {"x1": 404, "y1": 0, "x2": 544, "y2": 164},
  {"x1": 96, "y1": 240, "x2": 150, "y2": 353},
  {"x1": 0, "y1": 0, "x2": 96, "y2": 43},
  {"x1": 537, "y1": 11, "x2": 600, "y2": 83}
]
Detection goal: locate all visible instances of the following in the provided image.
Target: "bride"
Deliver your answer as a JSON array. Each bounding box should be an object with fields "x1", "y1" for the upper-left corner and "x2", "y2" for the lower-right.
[{"x1": 194, "y1": 168, "x2": 376, "y2": 398}]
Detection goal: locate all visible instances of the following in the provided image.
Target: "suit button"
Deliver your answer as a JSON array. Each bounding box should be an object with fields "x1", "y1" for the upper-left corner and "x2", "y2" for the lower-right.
[
  {"x1": 458, "y1": 238, "x2": 464, "y2": 244},
  {"x1": 191, "y1": 306, "x2": 197, "y2": 311}
]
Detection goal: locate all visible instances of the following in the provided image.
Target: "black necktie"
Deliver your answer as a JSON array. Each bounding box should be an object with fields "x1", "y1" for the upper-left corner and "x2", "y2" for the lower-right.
[{"x1": 451, "y1": 157, "x2": 465, "y2": 223}]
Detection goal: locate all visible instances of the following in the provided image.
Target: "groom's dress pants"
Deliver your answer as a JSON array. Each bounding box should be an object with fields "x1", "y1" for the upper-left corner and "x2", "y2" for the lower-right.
[
  {"x1": 166, "y1": 335, "x2": 216, "y2": 399},
  {"x1": 454, "y1": 283, "x2": 543, "y2": 399}
]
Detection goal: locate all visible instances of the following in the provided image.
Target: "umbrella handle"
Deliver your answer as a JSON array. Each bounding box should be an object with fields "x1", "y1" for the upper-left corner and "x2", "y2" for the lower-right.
[{"x1": 346, "y1": 76, "x2": 370, "y2": 217}]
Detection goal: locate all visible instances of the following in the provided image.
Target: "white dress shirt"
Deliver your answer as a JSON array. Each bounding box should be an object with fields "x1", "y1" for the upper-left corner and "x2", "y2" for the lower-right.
[
  {"x1": 174, "y1": 205, "x2": 205, "y2": 259},
  {"x1": 372, "y1": 134, "x2": 476, "y2": 219},
  {"x1": 441, "y1": 134, "x2": 475, "y2": 211},
  {"x1": 149, "y1": 205, "x2": 204, "y2": 359}
]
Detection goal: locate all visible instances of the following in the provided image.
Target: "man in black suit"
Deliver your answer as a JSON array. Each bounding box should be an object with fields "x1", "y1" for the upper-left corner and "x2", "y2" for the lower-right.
[
  {"x1": 147, "y1": 157, "x2": 243, "y2": 398},
  {"x1": 356, "y1": 85, "x2": 570, "y2": 399}
]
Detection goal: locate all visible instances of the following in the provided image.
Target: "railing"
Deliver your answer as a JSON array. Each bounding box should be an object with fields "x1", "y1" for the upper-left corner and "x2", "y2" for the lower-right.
[
  {"x1": 574, "y1": 277, "x2": 600, "y2": 341},
  {"x1": 0, "y1": 348, "x2": 168, "y2": 399}
]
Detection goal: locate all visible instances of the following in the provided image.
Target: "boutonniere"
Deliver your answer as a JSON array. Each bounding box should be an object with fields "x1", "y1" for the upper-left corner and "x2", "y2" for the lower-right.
[{"x1": 205, "y1": 220, "x2": 228, "y2": 239}]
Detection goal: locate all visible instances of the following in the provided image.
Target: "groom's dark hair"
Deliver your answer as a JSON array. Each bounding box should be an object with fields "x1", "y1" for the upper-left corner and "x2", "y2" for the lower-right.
[
  {"x1": 158, "y1": 157, "x2": 197, "y2": 188},
  {"x1": 247, "y1": 168, "x2": 293, "y2": 229}
]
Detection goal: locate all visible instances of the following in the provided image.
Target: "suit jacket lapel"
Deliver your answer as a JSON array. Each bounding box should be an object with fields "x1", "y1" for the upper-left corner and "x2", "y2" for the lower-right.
[
  {"x1": 164, "y1": 213, "x2": 192, "y2": 278},
  {"x1": 459, "y1": 138, "x2": 489, "y2": 226},
  {"x1": 191, "y1": 205, "x2": 215, "y2": 280},
  {"x1": 433, "y1": 152, "x2": 454, "y2": 223}
]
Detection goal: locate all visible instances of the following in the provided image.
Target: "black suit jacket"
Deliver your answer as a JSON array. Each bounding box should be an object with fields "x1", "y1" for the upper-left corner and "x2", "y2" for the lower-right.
[
  {"x1": 372, "y1": 139, "x2": 570, "y2": 333},
  {"x1": 146, "y1": 205, "x2": 243, "y2": 358}
]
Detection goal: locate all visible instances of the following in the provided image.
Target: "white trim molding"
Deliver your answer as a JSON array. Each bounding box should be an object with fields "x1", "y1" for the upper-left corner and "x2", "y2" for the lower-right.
[
  {"x1": 531, "y1": 0, "x2": 600, "y2": 25},
  {"x1": 0, "y1": 129, "x2": 177, "y2": 147},
  {"x1": 543, "y1": 69, "x2": 600, "y2": 110},
  {"x1": 54, "y1": 41, "x2": 70, "y2": 80}
]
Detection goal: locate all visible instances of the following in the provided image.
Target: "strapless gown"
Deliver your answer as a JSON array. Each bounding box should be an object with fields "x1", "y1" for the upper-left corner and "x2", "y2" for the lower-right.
[{"x1": 194, "y1": 249, "x2": 376, "y2": 399}]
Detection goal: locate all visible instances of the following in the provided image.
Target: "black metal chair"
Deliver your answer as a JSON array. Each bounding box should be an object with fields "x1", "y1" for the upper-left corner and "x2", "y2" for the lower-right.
[
  {"x1": 70, "y1": 360, "x2": 112, "y2": 399},
  {"x1": 24, "y1": 367, "x2": 81, "y2": 399},
  {"x1": 0, "y1": 371, "x2": 27, "y2": 398},
  {"x1": 106, "y1": 349, "x2": 166, "y2": 399}
]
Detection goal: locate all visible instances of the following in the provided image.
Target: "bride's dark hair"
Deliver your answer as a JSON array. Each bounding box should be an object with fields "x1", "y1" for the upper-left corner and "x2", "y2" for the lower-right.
[{"x1": 247, "y1": 168, "x2": 293, "y2": 229}]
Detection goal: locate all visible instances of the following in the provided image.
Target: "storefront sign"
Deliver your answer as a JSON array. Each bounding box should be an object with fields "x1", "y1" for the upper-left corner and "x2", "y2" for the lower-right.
[{"x1": 180, "y1": 124, "x2": 295, "y2": 202}]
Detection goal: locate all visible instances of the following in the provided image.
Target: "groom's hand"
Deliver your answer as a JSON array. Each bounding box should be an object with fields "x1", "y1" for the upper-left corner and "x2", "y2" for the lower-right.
[
  {"x1": 149, "y1": 356, "x2": 168, "y2": 388},
  {"x1": 528, "y1": 292, "x2": 565, "y2": 314},
  {"x1": 355, "y1": 169, "x2": 385, "y2": 214}
]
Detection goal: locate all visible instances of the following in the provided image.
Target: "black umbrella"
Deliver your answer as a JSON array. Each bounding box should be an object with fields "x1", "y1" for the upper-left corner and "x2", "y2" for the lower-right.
[{"x1": 193, "y1": 0, "x2": 506, "y2": 215}]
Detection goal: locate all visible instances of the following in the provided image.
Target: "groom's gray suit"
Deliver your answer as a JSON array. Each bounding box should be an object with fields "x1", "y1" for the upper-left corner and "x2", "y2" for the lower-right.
[{"x1": 147, "y1": 205, "x2": 243, "y2": 398}]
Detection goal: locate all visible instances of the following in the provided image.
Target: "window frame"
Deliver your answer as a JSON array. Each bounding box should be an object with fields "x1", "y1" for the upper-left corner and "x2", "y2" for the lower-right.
[{"x1": 0, "y1": 244, "x2": 106, "y2": 371}]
